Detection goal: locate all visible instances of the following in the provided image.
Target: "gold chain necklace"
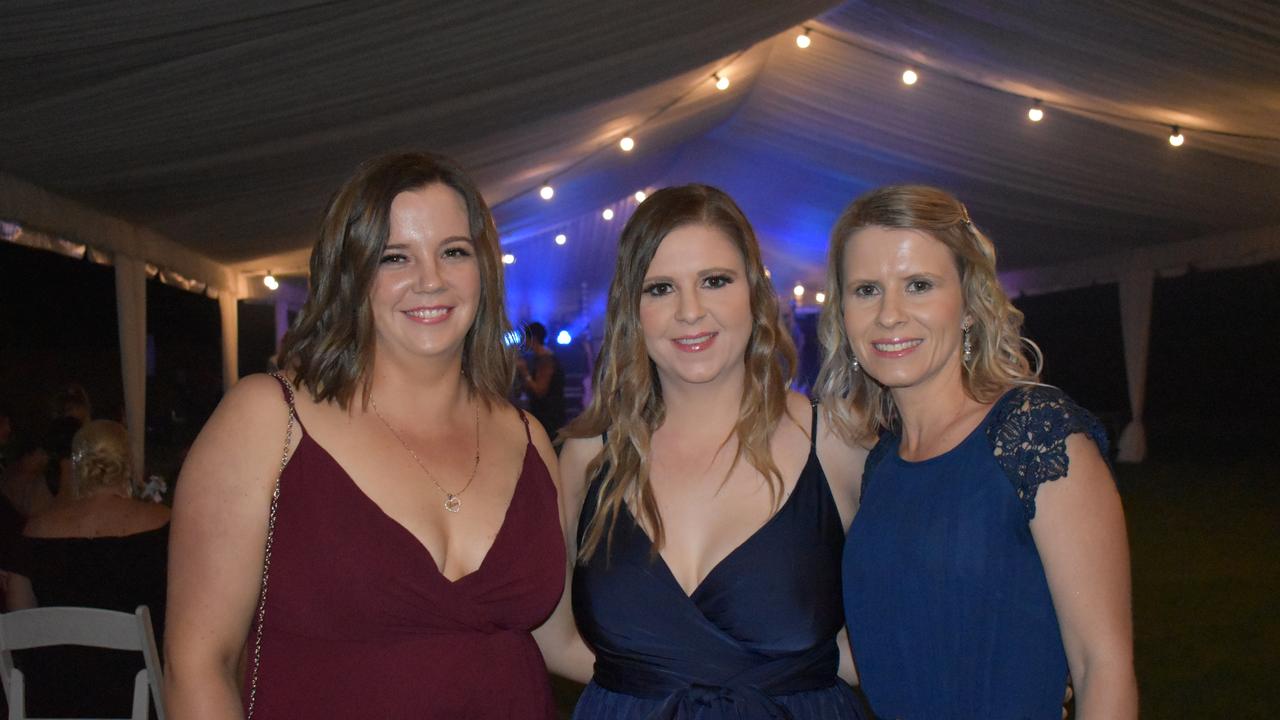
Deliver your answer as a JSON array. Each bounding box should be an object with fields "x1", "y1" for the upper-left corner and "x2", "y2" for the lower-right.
[{"x1": 369, "y1": 396, "x2": 480, "y2": 513}]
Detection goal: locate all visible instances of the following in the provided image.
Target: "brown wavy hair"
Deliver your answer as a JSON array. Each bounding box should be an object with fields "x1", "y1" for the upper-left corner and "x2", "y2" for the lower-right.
[
  {"x1": 69, "y1": 420, "x2": 132, "y2": 498},
  {"x1": 563, "y1": 184, "x2": 798, "y2": 561},
  {"x1": 815, "y1": 184, "x2": 1040, "y2": 443},
  {"x1": 277, "y1": 152, "x2": 515, "y2": 409}
]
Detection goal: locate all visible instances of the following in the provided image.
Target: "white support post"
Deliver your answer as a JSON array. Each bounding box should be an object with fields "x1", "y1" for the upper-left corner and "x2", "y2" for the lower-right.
[
  {"x1": 1117, "y1": 268, "x2": 1154, "y2": 463},
  {"x1": 219, "y1": 292, "x2": 240, "y2": 392},
  {"x1": 114, "y1": 255, "x2": 148, "y2": 484}
]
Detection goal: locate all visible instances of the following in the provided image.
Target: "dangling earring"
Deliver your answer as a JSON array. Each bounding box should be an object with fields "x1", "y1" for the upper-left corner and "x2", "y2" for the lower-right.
[
  {"x1": 851, "y1": 354, "x2": 860, "y2": 372},
  {"x1": 962, "y1": 326, "x2": 973, "y2": 365}
]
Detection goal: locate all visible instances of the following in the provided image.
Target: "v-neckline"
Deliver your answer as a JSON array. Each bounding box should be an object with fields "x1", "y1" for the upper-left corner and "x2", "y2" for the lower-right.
[
  {"x1": 298, "y1": 430, "x2": 533, "y2": 585},
  {"x1": 625, "y1": 448, "x2": 817, "y2": 601}
]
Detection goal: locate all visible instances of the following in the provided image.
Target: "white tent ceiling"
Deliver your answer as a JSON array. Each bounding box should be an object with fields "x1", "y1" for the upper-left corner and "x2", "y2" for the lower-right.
[
  {"x1": 4, "y1": 0, "x2": 1278, "y2": 467},
  {"x1": 3, "y1": 0, "x2": 1278, "y2": 302}
]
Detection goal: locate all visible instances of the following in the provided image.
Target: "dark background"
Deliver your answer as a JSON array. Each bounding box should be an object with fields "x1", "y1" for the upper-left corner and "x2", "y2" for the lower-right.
[{"x1": 3, "y1": 238, "x2": 1277, "y2": 469}]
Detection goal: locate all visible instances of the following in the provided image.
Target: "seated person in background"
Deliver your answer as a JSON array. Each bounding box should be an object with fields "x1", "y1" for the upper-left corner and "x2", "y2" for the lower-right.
[
  {"x1": 5, "y1": 419, "x2": 170, "y2": 718},
  {"x1": 519, "y1": 321, "x2": 567, "y2": 438}
]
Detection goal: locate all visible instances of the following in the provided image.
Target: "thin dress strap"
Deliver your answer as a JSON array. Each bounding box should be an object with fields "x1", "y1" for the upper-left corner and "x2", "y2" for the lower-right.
[
  {"x1": 810, "y1": 401, "x2": 820, "y2": 451},
  {"x1": 518, "y1": 407, "x2": 533, "y2": 444},
  {"x1": 269, "y1": 371, "x2": 299, "y2": 422}
]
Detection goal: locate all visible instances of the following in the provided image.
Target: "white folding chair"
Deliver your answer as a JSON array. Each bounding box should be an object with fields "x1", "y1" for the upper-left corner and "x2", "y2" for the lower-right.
[{"x1": 0, "y1": 606, "x2": 165, "y2": 720}]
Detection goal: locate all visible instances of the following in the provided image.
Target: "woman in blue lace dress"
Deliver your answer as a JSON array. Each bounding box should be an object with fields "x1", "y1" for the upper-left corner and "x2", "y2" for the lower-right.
[
  {"x1": 538, "y1": 184, "x2": 869, "y2": 719},
  {"x1": 816, "y1": 185, "x2": 1137, "y2": 719}
]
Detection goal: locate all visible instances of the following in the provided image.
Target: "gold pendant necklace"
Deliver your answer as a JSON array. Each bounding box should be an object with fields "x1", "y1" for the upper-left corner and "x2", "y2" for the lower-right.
[{"x1": 370, "y1": 396, "x2": 480, "y2": 513}]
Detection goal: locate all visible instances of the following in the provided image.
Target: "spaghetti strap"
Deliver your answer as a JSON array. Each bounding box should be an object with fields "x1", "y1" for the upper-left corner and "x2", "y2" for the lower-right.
[
  {"x1": 810, "y1": 401, "x2": 820, "y2": 451},
  {"x1": 269, "y1": 371, "x2": 301, "y2": 431},
  {"x1": 518, "y1": 408, "x2": 533, "y2": 443}
]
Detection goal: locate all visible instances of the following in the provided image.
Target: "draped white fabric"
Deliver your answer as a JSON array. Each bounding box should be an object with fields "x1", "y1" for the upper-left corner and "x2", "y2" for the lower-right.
[
  {"x1": 113, "y1": 255, "x2": 148, "y2": 485},
  {"x1": 219, "y1": 292, "x2": 240, "y2": 393},
  {"x1": 1117, "y1": 269, "x2": 1155, "y2": 463}
]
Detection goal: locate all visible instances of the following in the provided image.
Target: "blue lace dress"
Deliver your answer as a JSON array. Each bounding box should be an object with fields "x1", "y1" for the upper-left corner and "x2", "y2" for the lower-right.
[
  {"x1": 843, "y1": 386, "x2": 1108, "y2": 720},
  {"x1": 572, "y1": 405, "x2": 868, "y2": 719}
]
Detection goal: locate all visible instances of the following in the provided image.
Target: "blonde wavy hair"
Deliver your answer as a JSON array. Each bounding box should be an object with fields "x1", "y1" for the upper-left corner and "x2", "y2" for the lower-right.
[
  {"x1": 69, "y1": 420, "x2": 132, "y2": 499},
  {"x1": 563, "y1": 184, "x2": 798, "y2": 561},
  {"x1": 815, "y1": 185, "x2": 1040, "y2": 443}
]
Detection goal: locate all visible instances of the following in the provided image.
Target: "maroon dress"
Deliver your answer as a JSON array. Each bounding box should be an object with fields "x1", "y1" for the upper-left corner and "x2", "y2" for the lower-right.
[{"x1": 242, "y1": 379, "x2": 564, "y2": 718}]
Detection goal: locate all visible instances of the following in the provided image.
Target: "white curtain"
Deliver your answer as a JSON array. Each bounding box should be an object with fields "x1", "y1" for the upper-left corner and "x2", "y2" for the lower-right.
[
  {"x1": 1117, "y1": 269, "x2": 1154, "y2": 463},
  {"x1": 219, "y1": 292, "x2": 239, "y2": 392},
  {"x1": 114, "y1": 255, "x2": 148, "y2": 484}
]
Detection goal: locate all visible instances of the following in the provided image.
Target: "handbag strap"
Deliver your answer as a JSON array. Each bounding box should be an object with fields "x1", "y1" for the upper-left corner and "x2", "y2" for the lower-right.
[{"x1": 246, "y1": 372, "x2": 297, "y2": 719}]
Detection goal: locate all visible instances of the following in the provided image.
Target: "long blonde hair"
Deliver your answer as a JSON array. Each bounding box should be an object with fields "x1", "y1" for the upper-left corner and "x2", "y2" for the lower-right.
[
  {"x1": 69, "y1": 420, "x2": 132, "y2": 499},
  {"x1": 563, "y1": 184, "x2": 798, "y2": 561},
  {"x1": 815, "y1": 185, "x2": 1040, "y2": 442}
]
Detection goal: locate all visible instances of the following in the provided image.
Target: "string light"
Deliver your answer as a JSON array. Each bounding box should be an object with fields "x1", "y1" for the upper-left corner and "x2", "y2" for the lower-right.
[
  {"x1": 1027, "y1": 99, "x2": 1044, "y2": 122},
  {"x1": 714, "y1": 74, "x2": 730, "y2": 91},
  {"x1": 815, "y1": 291, "x2": 826, "y2": 303},
  {"x1": 1169, "y1": 126, "x2": 1184, "y2": 147},
  {"x1": 602, "y1": 208, "x2": 615, "y2": 220},
  {"x1": 263, "y1": 274, "x2": 279, "y2": 291},
  {"x1": 796, "y1": 28, "x2": 811, "y2": 49},
  {"x1": 555, "y1": 233, "x2": 567, "y2": 245},
  {"x1": 502, "y1": 253, "x2": 516, "y2": 264},
  {"x1": 539, "y1": 184, "x2": 554, "y2": 200},
  {"x1": 619, "y1": 136, "x2": 635, "y2": 152},
  {"x1": 901, "y1": 68, "x2": 918, "y2": 86},
  {"x1": 793, "y1": 283, "x2": 805, "y2": 298},
  {"x1": 634, "y1": 190, "x2": 647, "y2": 202}
]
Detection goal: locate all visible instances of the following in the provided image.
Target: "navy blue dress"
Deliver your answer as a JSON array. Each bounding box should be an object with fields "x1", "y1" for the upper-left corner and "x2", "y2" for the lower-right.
[
  {"x1": 573, "y1": 406, "x2": 867, "y2": 719},
  {"x1": 843, "y1": 386, "x2": 1108, "y2": 720}
]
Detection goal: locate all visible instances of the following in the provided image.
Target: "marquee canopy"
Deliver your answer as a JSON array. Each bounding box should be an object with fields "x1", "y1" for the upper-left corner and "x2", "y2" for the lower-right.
[{"x1": 3, "y1": 0, "x2": 1279, "y2": 464}]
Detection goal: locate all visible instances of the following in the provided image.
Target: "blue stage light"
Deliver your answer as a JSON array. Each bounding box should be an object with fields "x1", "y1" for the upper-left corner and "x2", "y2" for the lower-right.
[{"x1": 556, "y1": 330, "x2": 572, "y2": 345}]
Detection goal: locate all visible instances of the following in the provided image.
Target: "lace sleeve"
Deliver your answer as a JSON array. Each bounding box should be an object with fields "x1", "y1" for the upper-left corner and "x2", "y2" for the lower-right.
[{"x1": 988, "y1": 386, "x2": 1110, "y2": 521}]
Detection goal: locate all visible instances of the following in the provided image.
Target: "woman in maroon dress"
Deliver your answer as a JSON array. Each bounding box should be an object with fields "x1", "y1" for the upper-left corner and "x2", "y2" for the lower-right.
[{"x1": 166, "y1": 152, "x2": 566, "y2": 719}]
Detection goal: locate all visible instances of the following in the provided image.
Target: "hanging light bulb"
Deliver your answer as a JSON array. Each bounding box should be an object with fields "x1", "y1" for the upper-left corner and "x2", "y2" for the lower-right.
[
  {"x1": 619, "y1": 136, "x2": 635, "y2": 152},
  {"x1": 815, "y1": 291, "x2": 826, "y2": 304},
  {"x1": 902, "y1": 68, "x2": 918, "y2": 85},
  {"x1": 793, "y1": 283, "x2": 805, "y2": 298},
  {"x1": 1169, "y1": 126, "x2": 1184, "y2": 147},
  {"x1": 634, "y1": 190, "x2": 647, "y2": 203},
  {"x1": 539, "y1": 184, "x2": 554, "y2": 200},
  {"x1": 796, "y1": 29, "x2": 811, "y2": 49},
  {"x1": 263, "y1": 274, "x2": 279, "y2": 291},
  {"x1": 714, "y1": 74, "x2": 730, "y2": 91},
  {"x1": 502, "y1": 253, "x2": 516, "y2": 264},
  {"x1": 554, "y1": 233, "x2": 567, "y2": 246},
  {"x1": 602, "y1": 208, "x2": 615, "y2": 221},
  {"x1": 1027, "y1": 99, "x2": 1044, "y2": 122}
]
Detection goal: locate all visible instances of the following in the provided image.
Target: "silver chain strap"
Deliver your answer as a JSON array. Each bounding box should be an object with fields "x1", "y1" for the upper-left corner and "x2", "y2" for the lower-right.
[{"x1": 246, "y1": 373, "x2": 296, "y2": 719}]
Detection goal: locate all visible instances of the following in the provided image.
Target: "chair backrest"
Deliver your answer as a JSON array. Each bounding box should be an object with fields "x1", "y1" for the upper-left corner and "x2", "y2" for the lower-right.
[{"x1": 0, "y1": 606, "x2": 165, "y2": 720}]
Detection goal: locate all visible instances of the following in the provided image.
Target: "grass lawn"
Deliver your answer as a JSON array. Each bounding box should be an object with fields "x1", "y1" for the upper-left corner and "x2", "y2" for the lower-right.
[
  {"x1": 552, "y1": 450, "x2": 1278, "y2": 717},
  {"x1": 1120, "y1": 454, "x2": 1279, "y2": 718}
]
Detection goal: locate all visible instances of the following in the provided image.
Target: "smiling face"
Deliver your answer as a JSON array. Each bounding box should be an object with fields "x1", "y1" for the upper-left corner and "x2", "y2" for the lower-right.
[
  {"x1": 840, "y1": 225, "x2": 971, "y2": 398},
  {"x1": 638, "y1": 223, "x2": 752, "y2": 390},
  {"x1": 369, "y1": 183, "x2": 480, "y2": 365}
]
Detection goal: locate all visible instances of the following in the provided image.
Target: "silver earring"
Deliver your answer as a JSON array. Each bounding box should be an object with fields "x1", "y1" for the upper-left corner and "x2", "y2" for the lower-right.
[
  {"x1": 851, "y1": 354, "x2": 860, "y2": 372},
  {"x1": 963, "y1": 327, "x2": 973, "y2": 364}
]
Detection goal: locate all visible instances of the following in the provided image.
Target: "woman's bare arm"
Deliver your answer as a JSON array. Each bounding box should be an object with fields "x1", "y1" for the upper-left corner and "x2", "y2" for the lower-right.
[
  {"x1": 1032, "y1": 435, "x2": 1138, "y2": 719},
  {"x1": 532, "y1": 435, "x2": 600, "y2": 684},
  {"x1": 165, "y1": 374, "x2": 300, "y2": 719}
]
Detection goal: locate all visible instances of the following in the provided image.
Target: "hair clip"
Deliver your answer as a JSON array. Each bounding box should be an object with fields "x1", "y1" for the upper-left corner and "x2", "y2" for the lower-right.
[{"x1": 958, "y1": 203, "x2": 975, "y2": 230}]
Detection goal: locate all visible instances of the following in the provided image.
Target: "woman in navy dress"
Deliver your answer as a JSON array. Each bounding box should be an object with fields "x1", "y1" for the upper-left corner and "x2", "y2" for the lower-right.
[
  {"x1": 816, "y1": 185, "x2": 1137, "y2": 719},
  {"x1": 538, "y1": 184, "x2": 870, "y2": 718}
]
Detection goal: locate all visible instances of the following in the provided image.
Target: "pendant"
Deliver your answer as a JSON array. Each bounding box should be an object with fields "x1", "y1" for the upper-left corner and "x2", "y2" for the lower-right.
[{"x1": 444, "y1": 494, "x2": 462, "y2": 513}]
